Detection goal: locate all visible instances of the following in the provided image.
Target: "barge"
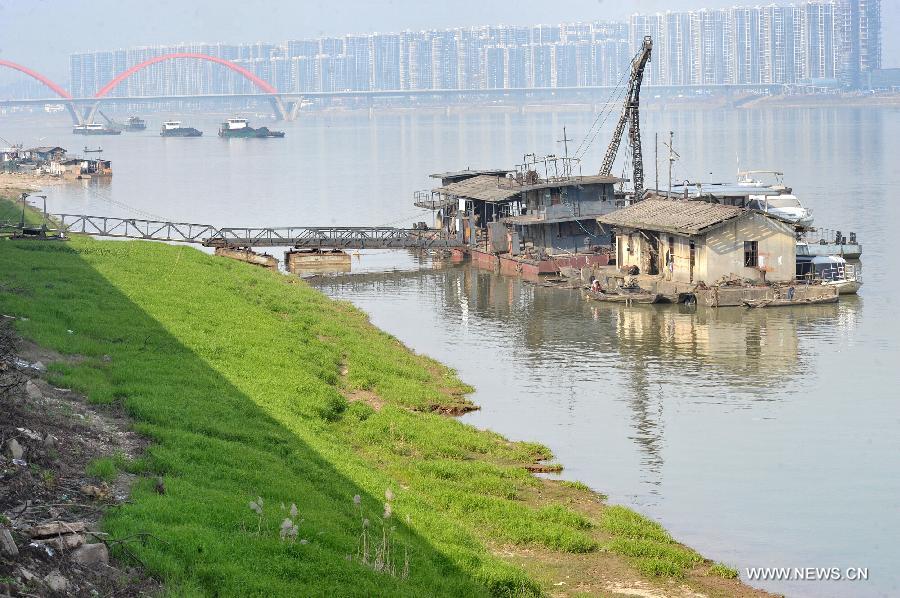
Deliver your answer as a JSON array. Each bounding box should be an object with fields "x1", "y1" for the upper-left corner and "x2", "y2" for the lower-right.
[{"x1": 218, "y1": 118, "x2": 284, "y2": 138}]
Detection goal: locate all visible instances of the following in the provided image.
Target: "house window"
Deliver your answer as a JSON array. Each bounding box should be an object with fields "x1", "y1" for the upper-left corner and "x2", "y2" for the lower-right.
[{"x1": 744, "y1": 241, "x2": 759, "y2": 267}]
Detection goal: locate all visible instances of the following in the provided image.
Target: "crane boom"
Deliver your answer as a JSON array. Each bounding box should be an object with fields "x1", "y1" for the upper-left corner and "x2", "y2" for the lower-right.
[{"x1": 599, "y1": 36, "x2": 653, "y2": 199}]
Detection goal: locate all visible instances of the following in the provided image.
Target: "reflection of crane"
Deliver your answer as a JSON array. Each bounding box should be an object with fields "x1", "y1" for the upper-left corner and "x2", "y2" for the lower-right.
[{"x1": 599, "y1": 36, "x2": 653, "y2": 200}]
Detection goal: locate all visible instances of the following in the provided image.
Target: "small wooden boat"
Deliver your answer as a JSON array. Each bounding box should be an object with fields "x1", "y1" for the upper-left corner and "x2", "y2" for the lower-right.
[
  {"x1": 585, "y1": 290, "x2": 660, "y2": 304},
  {"x1": 83, "y1": 146, "x2": 103, "y2": 153},
  {"x1": 742, "y1": 296, "x2": 839, "y2": 308}
]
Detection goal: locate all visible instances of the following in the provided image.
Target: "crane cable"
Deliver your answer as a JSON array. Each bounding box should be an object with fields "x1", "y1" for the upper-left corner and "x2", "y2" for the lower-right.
[{"x1": 571, "y1": 49, "x2": 640, "y2": 161}]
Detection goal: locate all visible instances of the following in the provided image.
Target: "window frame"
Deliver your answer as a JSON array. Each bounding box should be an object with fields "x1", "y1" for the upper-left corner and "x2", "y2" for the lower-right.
[{"x1": 744, "y1": 240, "x2": 759, "y2": 268}]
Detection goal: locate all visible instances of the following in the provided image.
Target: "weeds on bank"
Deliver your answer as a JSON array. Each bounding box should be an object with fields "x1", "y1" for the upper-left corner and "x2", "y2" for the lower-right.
[
  {"x1": 601, "y1": 506, "x2": 703, "y2": 578},
  {"x1": 85, "y1": 452, "x2": 133, "y2": 482},
  {"x1": 352, "y1": 489, "x2": 410, "y2": 579},
  {"x1": 709, "y1": 562, "x2": 740, "y2": 579}
]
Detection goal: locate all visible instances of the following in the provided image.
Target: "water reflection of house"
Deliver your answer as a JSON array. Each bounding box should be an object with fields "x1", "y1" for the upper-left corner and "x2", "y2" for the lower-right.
[{"x1": 598, "y1": 198, "x2": 796, "y2": 284}]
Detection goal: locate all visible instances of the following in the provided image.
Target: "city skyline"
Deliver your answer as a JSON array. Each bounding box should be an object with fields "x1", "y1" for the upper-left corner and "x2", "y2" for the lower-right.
[
  {"x1": 0, "y1": 0, "x2": 897, "y2": 80},
  {"x1": 56, "y1": 1, "x2": 882, "y2": 101}
]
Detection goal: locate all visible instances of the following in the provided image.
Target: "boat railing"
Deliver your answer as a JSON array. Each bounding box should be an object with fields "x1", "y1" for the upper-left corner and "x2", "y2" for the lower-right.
[
  {"x1": 795, "y1": 263, "x2": 861, "y2": 284},
  {"x1": 800, "y1": 227, "x2": 858, "y2": 246}
]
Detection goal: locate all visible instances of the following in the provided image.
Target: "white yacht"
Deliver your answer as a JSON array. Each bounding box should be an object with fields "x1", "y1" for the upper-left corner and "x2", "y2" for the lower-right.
[{"x1": 738, "y1": 170, "x2": 814, "y2": 227}]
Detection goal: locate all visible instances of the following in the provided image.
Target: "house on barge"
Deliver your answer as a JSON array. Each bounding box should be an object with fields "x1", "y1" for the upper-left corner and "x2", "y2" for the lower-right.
[{"x1": 597, "y1": 198, "x2": 797, "y2": 284}]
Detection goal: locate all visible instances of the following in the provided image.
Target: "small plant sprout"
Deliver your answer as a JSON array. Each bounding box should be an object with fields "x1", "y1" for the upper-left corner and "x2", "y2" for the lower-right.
[
  {"x1": 353, "y1": 494, "x2": 361, "y2": 506},
  {"x1": 385, "y1": 488, "x2": 394, "y2": 502},
  {"x1": 289, "y1": 503, "x2": 298, "y2": 519},
  {"x1": 383, "y1": 502, "x2": 392, "y2": 519}
]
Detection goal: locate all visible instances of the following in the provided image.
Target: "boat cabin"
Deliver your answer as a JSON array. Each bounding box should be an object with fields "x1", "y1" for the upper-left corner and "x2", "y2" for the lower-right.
[
  {"x1": 224, "y1": 118, "x2": 249, "y2": 130},
  {"x1": 423, "y1": 158, "x2": 621, "y2": 254},
  {"x1": 598, "y1": 198, "x2": 797, "y2": 284}
]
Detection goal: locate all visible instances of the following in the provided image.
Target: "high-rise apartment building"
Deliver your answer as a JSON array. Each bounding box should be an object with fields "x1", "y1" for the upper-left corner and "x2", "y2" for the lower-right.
[{"x1": 65, "y1": 3, "x2": 880, "y2": 99}]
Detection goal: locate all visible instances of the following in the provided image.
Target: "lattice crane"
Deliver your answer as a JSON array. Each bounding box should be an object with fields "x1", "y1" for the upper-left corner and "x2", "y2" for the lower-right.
[{"x1": 599, "y1": 36, "x2": 653, "y2": 199}]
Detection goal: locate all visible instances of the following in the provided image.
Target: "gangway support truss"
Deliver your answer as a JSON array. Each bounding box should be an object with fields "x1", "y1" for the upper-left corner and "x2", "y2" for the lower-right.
[{"x1": 47, "y1": 214, "x2": 463, "y2": 249}]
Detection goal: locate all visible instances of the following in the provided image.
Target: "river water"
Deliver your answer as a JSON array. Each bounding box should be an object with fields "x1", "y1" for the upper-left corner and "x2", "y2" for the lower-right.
[{"x1": 4, "y1": 105, "x2": 898, "y2": 597}]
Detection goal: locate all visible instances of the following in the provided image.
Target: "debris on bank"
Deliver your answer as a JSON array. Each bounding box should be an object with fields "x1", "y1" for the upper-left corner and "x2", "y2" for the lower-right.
[{"x1": 0, "y1": 319, "x2": 159, "y2": 596}]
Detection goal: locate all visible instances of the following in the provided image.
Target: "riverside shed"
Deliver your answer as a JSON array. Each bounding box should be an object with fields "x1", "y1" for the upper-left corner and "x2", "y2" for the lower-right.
[{"x1": 598, "y1": 199, "x2": 797, "y2": 283}]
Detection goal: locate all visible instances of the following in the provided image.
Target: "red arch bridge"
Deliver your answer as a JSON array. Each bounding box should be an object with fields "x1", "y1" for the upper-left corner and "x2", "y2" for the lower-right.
[
  {"x1": 0, "y1": 54, "x2": 306, "y2": 123},
  {"x1": 2, "y1": 56, "x2": 785, "y2": 125}
]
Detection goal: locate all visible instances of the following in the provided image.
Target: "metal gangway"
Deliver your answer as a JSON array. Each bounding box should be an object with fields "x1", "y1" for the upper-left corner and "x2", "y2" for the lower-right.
[{"x1": 27, "y1": 214, "x2": 464, "y2": 249}]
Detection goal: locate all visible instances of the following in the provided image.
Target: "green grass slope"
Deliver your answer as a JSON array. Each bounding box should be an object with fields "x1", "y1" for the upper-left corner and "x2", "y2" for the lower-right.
[{"x1": 0, "y1": 234, "x2": 592, "y2": 596}]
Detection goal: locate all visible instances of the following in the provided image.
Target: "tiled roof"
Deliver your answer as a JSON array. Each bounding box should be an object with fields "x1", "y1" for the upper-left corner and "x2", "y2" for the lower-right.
[
  {"x1": 434, "y1": 174, "x2": 621, "y2": 203},
  {"x1": 597, "y1": 199, "x2": 748, "y2": 235},
  {"x1": 432, "y1": 175, "x2": 522, "y2": 203}
]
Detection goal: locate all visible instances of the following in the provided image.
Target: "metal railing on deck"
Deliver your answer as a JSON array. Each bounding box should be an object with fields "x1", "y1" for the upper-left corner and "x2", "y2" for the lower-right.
[{"x1": 800, "y1": 227, "x2": 858, "y2": 246}]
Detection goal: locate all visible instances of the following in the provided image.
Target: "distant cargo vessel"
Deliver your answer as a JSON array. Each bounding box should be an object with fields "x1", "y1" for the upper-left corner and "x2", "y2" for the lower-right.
[
  {"x1": 160, "y1": 121, "x2": 202, "y2": 137},
  {"x1": 218, "y1": 118, "x2": 284, "y2": 138},
  {"x1": 124, "y1": 116, "x2": 147, "y2": 131},
  {"x1": 73, "y1": 123, "x2": 121, "y2": 135}
]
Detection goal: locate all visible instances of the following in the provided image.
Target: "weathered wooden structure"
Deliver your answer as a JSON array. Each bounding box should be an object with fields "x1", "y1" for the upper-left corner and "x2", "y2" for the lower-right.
[{"x1": 598, "y1": 198, "x2": 797, "y2": 284}]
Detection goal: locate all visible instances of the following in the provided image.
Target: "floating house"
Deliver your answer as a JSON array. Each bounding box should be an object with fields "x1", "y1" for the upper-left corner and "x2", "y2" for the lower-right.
[
  {"x1": 27, "y1": 146, "x2": 67, "y2": 162},
  {"x1": 50, "y1": 157, "x2": 112, "y2": 179},
  {"x1": 422, "y1": 158, "x2": 621, "y2": 258},
  {"x1": 597, "y1": 198, "x2": 797, "y2": 284}
]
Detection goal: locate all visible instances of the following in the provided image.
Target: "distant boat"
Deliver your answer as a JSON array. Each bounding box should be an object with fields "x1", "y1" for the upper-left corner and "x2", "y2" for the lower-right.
[
  {"x1": 73, "y1": 123, "x2": 121, "y2": 136},
  {"x1": 83, "y1": 146, "x2": 103, "y2": 153},
  {"x1": 742, "y1": 295, "x2": 839, "y2": 308},
  {"x1": 218, "y1": 117, "x2": 284, "y2": 138},
  {"x1": 124, "y1": 116, "x2": 147, "y2": 132},
  {"x1": 160, "y1": 121, "x2": 203, "y2": 137}
]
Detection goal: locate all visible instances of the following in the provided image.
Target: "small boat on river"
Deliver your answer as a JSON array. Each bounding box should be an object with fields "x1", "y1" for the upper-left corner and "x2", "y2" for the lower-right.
[
  {"x1": 585, "y1": 289, "x2": 660, "y2": 304},
  {"x1": 742, "y1": 295, "x2": 839, "y2": 308}
]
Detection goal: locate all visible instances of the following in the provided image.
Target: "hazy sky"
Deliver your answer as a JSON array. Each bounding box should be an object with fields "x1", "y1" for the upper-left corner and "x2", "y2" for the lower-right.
[{"x1": 1, "y1": 0, "x2": 897, "y2": 79}]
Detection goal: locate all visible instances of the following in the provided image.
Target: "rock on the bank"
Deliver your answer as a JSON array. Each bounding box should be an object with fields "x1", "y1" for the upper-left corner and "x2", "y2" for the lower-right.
[
  {"x1": 0, "y1": 528, "x2": 19, "y2": 557},
  {"x1": 25, "y1": 379, "x2": 43, "y2": 400},
  {"x1": 43, "y1": 570, "x2": 70, "y2": 592},
  {"x1": 71, "y1": 542, "x2": 109, "y2": 566},
  {"x1": 5, "y1": 438, "x2": 24, "y2": 460}
]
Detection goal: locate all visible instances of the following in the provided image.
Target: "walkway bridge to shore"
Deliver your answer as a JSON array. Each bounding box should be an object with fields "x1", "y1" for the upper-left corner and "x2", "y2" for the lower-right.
[{"x1": 17, "y1": 214, "x2": 464, "y2": 249}]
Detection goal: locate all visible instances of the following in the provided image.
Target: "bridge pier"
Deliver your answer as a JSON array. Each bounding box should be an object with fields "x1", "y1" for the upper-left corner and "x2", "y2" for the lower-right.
[
  {"x1": 82, "y1": 102, "x2": 101, "y2": 125},
  {"x1": 268, "y1": 95, "x2": 304, "y2": 121},
  {"x1": 66, "y1": 102, "x2": 83, "y2": 126}
]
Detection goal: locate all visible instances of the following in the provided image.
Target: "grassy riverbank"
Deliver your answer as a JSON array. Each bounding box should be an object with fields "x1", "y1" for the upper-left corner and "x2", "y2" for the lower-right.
[{"x1": 0, "y1": 195, "x2": 759, "y2": 596}]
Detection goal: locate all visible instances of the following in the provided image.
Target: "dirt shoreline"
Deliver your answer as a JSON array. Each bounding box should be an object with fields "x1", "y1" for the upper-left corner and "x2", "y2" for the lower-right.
[
  {"x1": 0, "y1": 173, "x2": 67, "y2": 196},
  {"x1": 0, "y1": 321, "x2": 160, "y2": 596}
]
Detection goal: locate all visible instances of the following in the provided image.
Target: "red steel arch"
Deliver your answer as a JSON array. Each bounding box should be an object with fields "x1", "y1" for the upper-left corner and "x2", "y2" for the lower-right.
[
  {"x1": 0, "y1": 59, "x2": 71, "y2": 99},
  {"x1": 94, "y1": 52, "x2": 278, "y2": 98}
]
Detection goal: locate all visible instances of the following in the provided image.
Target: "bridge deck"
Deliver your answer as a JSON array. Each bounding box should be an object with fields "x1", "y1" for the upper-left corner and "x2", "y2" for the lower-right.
[{"x1": 49, "y1": 214, "x2": 463, "y2": 249}]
